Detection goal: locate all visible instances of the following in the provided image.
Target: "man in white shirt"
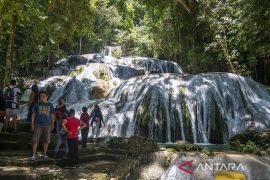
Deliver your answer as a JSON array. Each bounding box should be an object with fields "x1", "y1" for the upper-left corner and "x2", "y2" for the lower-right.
[{"x1": 3, "y1": 79, "x2": 21, "y2": 133}]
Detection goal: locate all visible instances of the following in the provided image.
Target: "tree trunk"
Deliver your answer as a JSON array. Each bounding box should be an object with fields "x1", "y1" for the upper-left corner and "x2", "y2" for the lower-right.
[
  {"x1": 263, "y1": 58, "x2": 268, "y2": 84},
  {"x1": 4, "y1": 13, "x2": 17, "y2": 86},
  {"x1": 79, "y1": 37, "x2": 82, "y2": 55},
  {"x1": 47, "y1": 49, "x2": 51, "y2": 69}
]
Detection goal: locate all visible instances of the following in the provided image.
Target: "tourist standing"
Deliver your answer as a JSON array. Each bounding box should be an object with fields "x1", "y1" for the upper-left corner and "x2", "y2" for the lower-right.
[
  {"x1": 53, "y1": 99, "x2": 69, "y2": 158},
  {"x1": 0, "y1": 91, "x2": 6, "y2": 133},
  {"x1": 3, "y1": 79, "x2": 21, "y2": 133},
  {"x1": 27, "y1": 84, "x2": 39, "y2": 122},
  {"x1": 90, "y1": 105, "x2": 105, "y2": 138},
  {"x1": 62, "y1": 109, "x2": 86, "y2": 169},
  {"x1": 31, "y1": 90, "x2": 55, "y2": 161},
  {"x1": 80, "y1": 107, "x2": 90, "y2": 148}
]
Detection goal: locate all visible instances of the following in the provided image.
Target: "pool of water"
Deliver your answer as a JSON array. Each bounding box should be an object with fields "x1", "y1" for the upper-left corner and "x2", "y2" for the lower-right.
[{"x1": 158, "y1": 143, "x2": 231, "y2": 152}]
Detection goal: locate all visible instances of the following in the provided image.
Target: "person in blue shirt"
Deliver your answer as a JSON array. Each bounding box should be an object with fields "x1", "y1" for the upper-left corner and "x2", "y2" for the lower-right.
[{"x1": 31, "y1": 90, "x2": 55, "y2": 161}]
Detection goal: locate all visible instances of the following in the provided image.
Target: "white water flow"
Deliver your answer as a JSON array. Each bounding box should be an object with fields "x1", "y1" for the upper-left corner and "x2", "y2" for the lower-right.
[{"x1": 21, "y1": 53, "x2": 270, "y2": 143}]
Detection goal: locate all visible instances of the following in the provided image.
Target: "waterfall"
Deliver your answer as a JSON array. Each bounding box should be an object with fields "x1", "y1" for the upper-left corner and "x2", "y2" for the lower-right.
[
  {"x1": 99, "y1": 73, "x2": 270, "y2": 143},
  {"x1": 20, "y1": 54, "x2": 270, "y2": 144}
]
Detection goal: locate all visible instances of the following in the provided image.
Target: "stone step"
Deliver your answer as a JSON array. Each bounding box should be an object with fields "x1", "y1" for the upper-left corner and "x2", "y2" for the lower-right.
[
  {"x1": 57, "y1": 153, "x2": 124, "y2": 167},
  {"x1": 0, "y1": 141, "x2": 30, "y2": 150},
  {"x1": 4, "y1": 122, "x2": 32, "y2": 132},
  {"x1": 62, "y1": 160, "x2": 118, "y2": 180},
  {"x1": 0, "y1": 165, "x2": 64, "y2": 180},
  {"x1": 0, "y1": 141, "x2": 56, "y2": 151},
  {"x1": 0, "y1": 143, "x2": 127, "y2": 156},
  {"x1": 0, "y1": 154, "x2": 56, "y2": 166},
  {"x1": 0, "y1": 150, "x2": 31, "y2": 157},
  {"x1": 0, "y1": 132, "x2": 33, "y2": 142},
  {"x1": 98, "y1": 147, "x2": 127, "y2": 155}
]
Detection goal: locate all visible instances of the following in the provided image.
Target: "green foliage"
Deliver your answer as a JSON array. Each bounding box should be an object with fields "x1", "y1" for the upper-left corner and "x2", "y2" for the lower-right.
[
  {"x1": 0, "y1": 0, "x2": 269, "y2": 85},
  {"x1": 166, "y1": 143, "x2": 202, "y2": 152},
  {"x1": 229, "y1": 130, "x2": 261, "y2": 146},
  {"x1": 229, "y1": 130, "x2": 270, "y2": 155},
  {"x1": 240, "y1": 141, "x2": 259, "y2": 154},
  {"x1": 127, "y1": 135, "x2": 158, "y2": 156},
  {"x1": 105, "y1": 137, "x2": 130, "y2": 149}
]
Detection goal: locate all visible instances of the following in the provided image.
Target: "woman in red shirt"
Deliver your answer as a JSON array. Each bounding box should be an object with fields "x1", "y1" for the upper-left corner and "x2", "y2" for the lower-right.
[{"x1": 62, "y1": 109, "x2": 86, "y2": 169}]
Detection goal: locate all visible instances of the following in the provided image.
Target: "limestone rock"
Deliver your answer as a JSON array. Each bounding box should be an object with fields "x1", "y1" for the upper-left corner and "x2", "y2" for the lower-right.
[{"x1": 90, "y1": 80, "x2": 111, "y2": 99}]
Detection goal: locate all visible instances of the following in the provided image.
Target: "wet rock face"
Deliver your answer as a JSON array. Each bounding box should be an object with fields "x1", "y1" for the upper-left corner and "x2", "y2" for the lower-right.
[
  {"x1": 56, "y1": 55, "x2": 89, "y2": 68},
  {"x1": 38, "y1": 77, "x2": 64, "y2": 98},
  {"x1": 109, "y1": 64, "x2": 144, "y2": 80},
  {"x1": 90, "y1": 80, "x2": 111, "y2": 99},
  {"x1": 60, "y1": 78, "x2": 89, "y2": 104},
  {"x1": 101, "y1": 73, "x2": 270, "y2": 143}
]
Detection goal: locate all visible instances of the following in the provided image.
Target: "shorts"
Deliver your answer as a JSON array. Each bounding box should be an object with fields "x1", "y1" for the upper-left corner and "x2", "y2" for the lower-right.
[
  {"x1": 6, "y1": 108, "x2": 19, "y2": 116},
  {"x1": 32, "y1": 125, "x2": 51, "y2": 144}
]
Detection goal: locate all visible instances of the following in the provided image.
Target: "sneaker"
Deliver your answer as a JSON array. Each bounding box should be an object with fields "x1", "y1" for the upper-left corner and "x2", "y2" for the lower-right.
[
  {"x1": 43, "y1": 155, "x2": 49, "y2": 160},
  {"x1": 30, "y1": 155, "x2": 35, "y2": 161}
]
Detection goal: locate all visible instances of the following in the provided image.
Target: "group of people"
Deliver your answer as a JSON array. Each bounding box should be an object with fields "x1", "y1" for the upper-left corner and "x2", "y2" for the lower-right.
[{"x1": 0, "y1": 79, "x2": 105, "y2": 169}]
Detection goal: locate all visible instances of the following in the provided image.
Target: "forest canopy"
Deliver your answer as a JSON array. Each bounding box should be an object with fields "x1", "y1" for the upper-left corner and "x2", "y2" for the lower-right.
[{"x1": 0, "y1": 0, "x2": 269, "y2": 86}]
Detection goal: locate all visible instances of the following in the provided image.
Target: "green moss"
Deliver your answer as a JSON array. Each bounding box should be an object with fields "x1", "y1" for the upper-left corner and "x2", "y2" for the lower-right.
[
  {"x1": 69, "y1": 71, "x2": 76, "y2": 77},
  {"x1": 179, "y1": 86, "x2": 186, "y2": 95},
  {"x1": 209, "y1": 100, "x2": 224, "y2": 144},
  {"x1": 137, "y1": 95, "x2": 150, "y2": 125},
  {"x1": 93, "y1": 69, "x2": 111, "y2": 81},
  {"x1": 181, "y1": 98, "x2": 193, "y2": 142},
  {"x1": 166, "y1": 143, "x2": 202, "y2": 152},
  {"x1": 111, "y1": 48, "x2": 121, "y2": 58},
  {"x1": 127, "y1": 136, "x2": 158, "y2": 156},
  {"x1": 202, "y1": 148, "x2": 215, "y2": 156},
  {"x1": 77, "y1": 66, "x2": 84, "y2": 74}
]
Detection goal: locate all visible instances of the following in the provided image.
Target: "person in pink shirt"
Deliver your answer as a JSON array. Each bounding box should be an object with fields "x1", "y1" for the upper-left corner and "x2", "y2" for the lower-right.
[
  {"x1": 62, "y1": 109, "x2": 86, "y2": 169},
  {"x1": 80, "y1": 107, "x2": 90, "y2": 149}
]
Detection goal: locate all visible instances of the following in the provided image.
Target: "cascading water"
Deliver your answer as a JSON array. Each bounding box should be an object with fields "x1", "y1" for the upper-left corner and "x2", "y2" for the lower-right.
[
  {"x1": 21, "y1": 53, "x2": 270, "y2": 144},
  {"x1": 100, "y1": 73, "x2": 270, "y2": 143}
]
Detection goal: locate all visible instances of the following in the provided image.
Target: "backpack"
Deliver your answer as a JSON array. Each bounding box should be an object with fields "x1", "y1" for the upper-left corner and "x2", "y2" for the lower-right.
[{"x1": 5, "y1": 87, "x2": 15, "y2": 102}]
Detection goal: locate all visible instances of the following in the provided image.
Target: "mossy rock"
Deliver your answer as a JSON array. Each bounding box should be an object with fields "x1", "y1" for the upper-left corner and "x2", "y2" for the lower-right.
[
  {"x1": 96, "y1": 137, "x2": 129, "y2": 150},
  {"x1": 127, "y1": 136, "x2": 158, "y2": 156},
  {"x1": 90, "y1": 80, "x2": 111, "y2": 99},
  {"x1": 165, "y1": 143, "x2": 202, "y2": 152}
]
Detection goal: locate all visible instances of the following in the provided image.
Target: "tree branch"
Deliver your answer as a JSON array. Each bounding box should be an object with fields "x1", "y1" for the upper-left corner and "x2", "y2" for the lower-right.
[{"x1": 175, "y1": 0, "x2": 191, "y2": 14}]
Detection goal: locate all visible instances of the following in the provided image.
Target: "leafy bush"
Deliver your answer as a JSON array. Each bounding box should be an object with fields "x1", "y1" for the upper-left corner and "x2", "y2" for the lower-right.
[
  {"x1": 229, "y1": 130, "x2": 270, "y2": 155},
  {"x1": 241, "y1": 141, "x2": 258, "y2": 153},
  {"x1": 128, "y1": 136, "x2": 158, "y2": 156},
  {"x1": 166, "y1": 143, "x2": 202, "y2": 152},
  {"x1": 229, "y1": 130, "x2": 260, "y2": 146}
]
